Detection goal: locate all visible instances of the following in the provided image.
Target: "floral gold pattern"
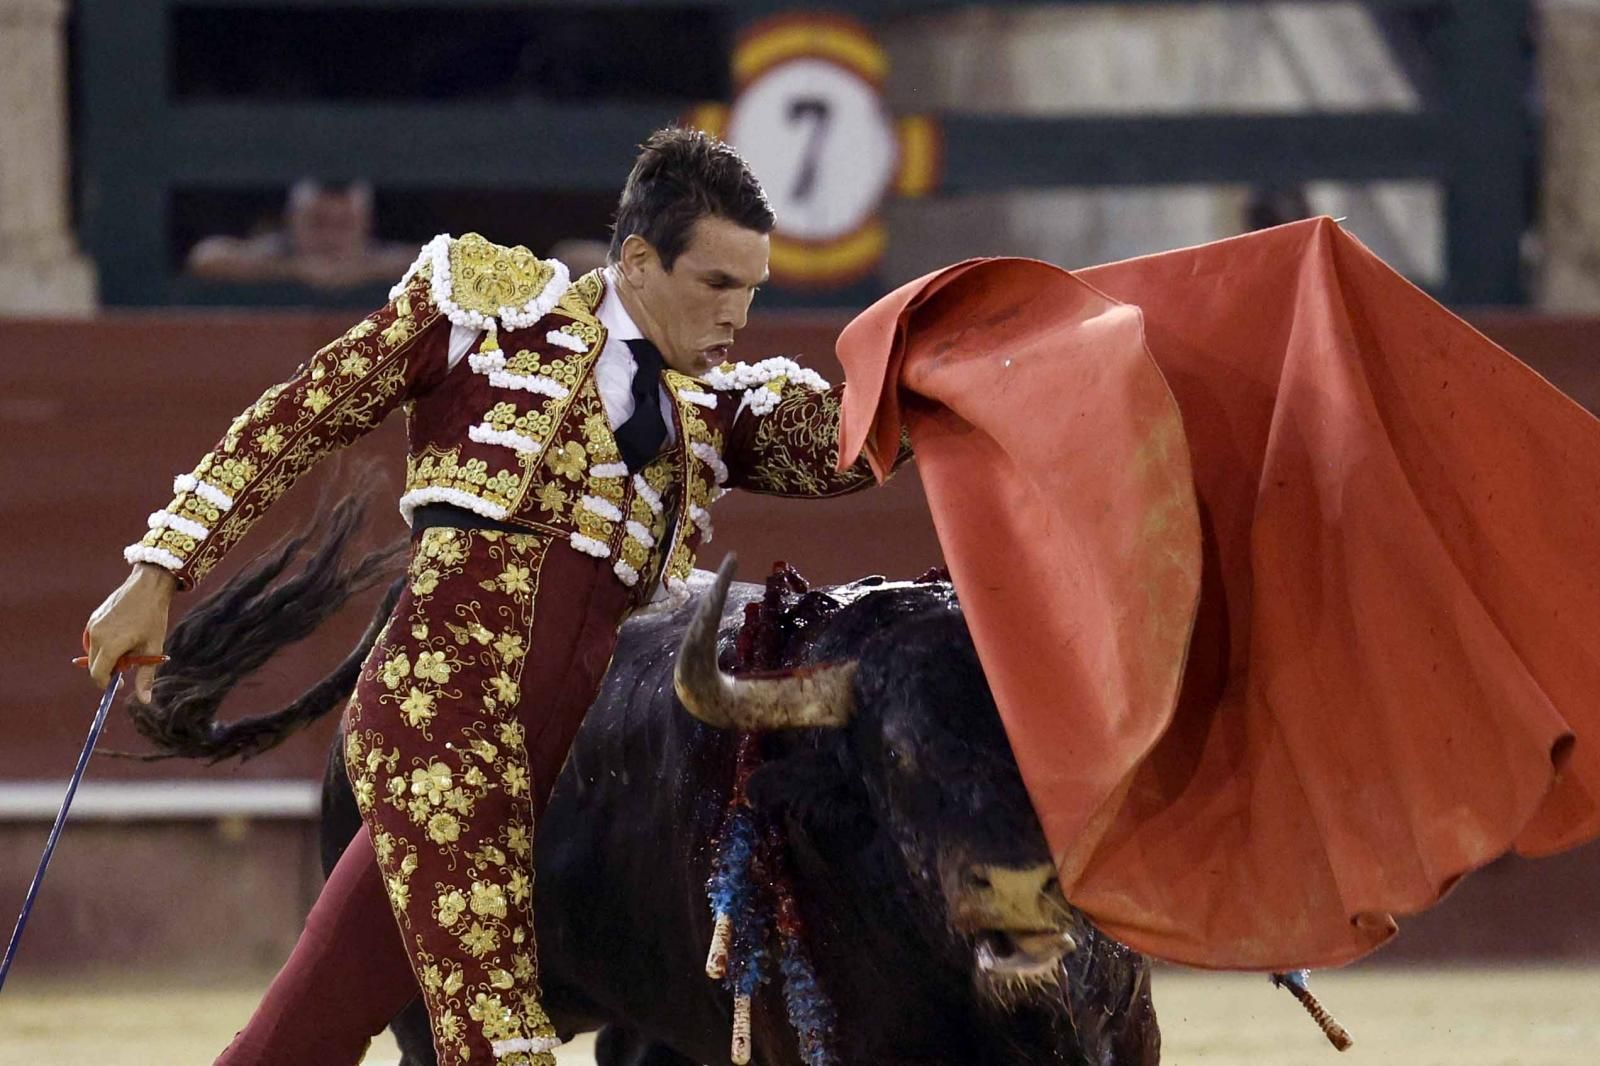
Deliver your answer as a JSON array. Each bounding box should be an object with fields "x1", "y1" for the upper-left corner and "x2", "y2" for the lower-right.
[
  {"x1": 447, "y1": 235, "x2": 562, "y2": 325},
  {"x1": 346, "y1": 529, "x2": 559, "y2": 1066},
  {"x1": 732, "y1": 384, "x2": 903, "y2": 498}
]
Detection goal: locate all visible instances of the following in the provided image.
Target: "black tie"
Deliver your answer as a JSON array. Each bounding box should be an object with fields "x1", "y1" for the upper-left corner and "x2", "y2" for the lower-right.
[{"x1": 615, "y1": 337, "x2": 669, "y2": 473}]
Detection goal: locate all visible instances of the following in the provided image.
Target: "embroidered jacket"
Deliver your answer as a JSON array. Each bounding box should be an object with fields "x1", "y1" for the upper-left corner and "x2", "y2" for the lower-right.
[{"x1": 126, "y1": 233, "x2": 909, "y2": 604}]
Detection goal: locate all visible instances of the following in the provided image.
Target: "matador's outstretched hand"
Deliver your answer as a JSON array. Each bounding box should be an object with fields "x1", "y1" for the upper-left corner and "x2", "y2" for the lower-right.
[{"x1": 83, "y1": 564, "x2": 176, "y2": 700}]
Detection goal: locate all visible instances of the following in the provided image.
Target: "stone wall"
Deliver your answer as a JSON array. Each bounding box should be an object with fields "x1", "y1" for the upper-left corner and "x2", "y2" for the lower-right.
[
  {"x1": 1537, "y1": 0, "x2": 1600, "y2": 311},
  {"x1": 0, "y1": 0, "x2": 96, "y2": 314},
  {"x1": 881, "y1": 3, "x2": 1440, "y2": 284}
]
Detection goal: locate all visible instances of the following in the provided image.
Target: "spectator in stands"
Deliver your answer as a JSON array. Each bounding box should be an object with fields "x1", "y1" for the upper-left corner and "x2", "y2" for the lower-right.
[{"x1": 186, "y1": 179, "x2": 417, "y2": 288}]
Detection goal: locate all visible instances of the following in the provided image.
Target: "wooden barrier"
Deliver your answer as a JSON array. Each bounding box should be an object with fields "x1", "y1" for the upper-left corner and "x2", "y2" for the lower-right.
[
  {"x1": 3, "y1": 310, "x2": 1600, "y2": 973},
  {"x1": 1, "y1": 310, "x2": 1595, "y2": 782}
]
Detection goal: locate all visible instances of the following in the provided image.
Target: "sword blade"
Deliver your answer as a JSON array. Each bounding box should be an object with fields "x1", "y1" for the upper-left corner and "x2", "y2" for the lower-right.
[{"x1": 0, "y1": 672, "x2": 123, "y2": 993}]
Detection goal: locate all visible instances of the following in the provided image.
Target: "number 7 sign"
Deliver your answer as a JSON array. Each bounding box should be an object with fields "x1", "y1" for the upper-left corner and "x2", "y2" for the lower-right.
[{"x1": 687, "y1": 14, "x2": 940, "y2": 289}]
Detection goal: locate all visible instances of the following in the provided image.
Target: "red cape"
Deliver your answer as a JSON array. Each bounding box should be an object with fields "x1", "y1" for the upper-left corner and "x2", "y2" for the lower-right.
[{"x1": 835, "y1": 218, "x2": 1600, "y2": 970}]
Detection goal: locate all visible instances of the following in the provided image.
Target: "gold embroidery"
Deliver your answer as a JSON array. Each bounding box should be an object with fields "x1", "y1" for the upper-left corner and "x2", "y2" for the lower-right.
[
  {"x1": 504, "y1": 351, "x2": 584, "y2": 391},
  {"x1": 619, "y1": 535, "x2": 649, "y2": 570},
  {"x1": 574, "y1": 506, "x2": 613, "y2": 541},
  {"x1": 447, "y1": 232, "x2": 559, "y2": 319},
  {"x1": 553, "y1": 268, "x2": 605, "y2": 327},
  {"x1": 743, "y1": 385, "x2": 885, "y2": 498},
  {"x1": 546, "y1": 441, "x2": 586, "y2": 481},
  {"x1": 137, "y1": 269, "x2": 443, "y2": 585},
  {"x1": 347, "y1": 530, "x2": 559, "y2": 1064},
  {"x1": 534, "y1": 481, "x2": 570, "y2": 519},
  {"x1": 407, "y1": 447, "x2": 526, "y2": 514},
  {"x1": 588, "y1": 474, "x2": 625, "y2": 506}
]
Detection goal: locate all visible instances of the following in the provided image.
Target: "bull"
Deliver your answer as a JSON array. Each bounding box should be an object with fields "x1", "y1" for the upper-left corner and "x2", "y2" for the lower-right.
[{"x1": 131, "y1": 505, "x2": 1160, "y2": 1065}]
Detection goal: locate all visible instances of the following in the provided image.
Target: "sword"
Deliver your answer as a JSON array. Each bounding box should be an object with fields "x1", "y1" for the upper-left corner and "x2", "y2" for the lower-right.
[{"x1": 0, "y1": 650, "x2": 166, "y2": 994}]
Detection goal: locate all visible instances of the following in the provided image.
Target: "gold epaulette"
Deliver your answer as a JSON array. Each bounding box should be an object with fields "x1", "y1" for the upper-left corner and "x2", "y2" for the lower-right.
[{"x1": 392, "y1": 233, "x2": 572, "y2": 333}]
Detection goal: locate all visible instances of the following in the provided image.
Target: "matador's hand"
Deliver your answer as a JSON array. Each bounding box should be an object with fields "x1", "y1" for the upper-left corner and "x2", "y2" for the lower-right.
[{"x1": 83, "y1": 564, "x2": 176, "y2": 699}]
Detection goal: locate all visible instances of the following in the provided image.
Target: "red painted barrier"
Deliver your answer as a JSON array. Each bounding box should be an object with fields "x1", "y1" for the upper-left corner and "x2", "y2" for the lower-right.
[{"x1": 1, "y1": 309, "x2": 1599, "y2": 969}]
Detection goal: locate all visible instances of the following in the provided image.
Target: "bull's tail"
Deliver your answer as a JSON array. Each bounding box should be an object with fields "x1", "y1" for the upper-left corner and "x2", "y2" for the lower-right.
[{"x1": 119, "y1": 496, "x2": 406, "y2": 763}]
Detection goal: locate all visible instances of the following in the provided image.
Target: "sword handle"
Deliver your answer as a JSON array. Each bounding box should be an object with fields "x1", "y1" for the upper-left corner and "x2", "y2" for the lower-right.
[{"x1": 74, "y1": 625, "x2": 168, "y2": 672}]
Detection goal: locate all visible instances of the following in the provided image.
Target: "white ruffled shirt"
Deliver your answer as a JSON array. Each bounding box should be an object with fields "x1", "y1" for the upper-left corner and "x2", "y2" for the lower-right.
[{"x1": 445, "y1": 266, "x2": 675, "y2": 444}]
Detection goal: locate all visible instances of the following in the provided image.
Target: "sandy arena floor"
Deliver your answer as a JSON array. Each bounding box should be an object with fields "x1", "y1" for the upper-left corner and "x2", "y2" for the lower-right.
[{"x1": 1, "y1": 965, "x2": 1596, "y2": 1065}]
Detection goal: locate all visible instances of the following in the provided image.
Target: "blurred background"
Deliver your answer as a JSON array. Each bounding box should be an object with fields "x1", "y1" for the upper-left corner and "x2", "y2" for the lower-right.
[{"x1": 3, "y1": 1, "x2": 1600, "y2": 1062}]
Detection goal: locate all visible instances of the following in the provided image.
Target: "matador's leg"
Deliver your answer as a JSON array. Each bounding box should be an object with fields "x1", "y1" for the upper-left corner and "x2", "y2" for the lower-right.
[
  {"x1": 214, "y1": 825, "x2": 421, "y2": 1065},
  {"x1": 345, "y1": 528, "x2": 629, "y2": 1066}
]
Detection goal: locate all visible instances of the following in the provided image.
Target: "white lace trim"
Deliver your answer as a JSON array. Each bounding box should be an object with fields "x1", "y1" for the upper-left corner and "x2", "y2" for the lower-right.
[
  {"x1": 397, "y1": 487, "x2": 511, "y2": 525},
  {"x1": 624, "y1": 520, "x2": 656, "y2": 548},
  {"x1": 676, "y1": 389, "x2": 718, "y2": 409},
  {"x1": 612, "y1": 559, "x2": 640, "y2": 587},
  {"x1": 634, "y1": 567, "x2": 718, "y2": 615},
  {"x1": 193, "y1": 480, "x2": 234, "y2": 511},
  {"x1": 632, "y1": 475, "x2": 664, "y2": 514},
  {"x1": 147, "y1": 510, "x2": 209, "y2": 541},
  {"x1": 467, "y1": 348, "x2": 572, "y2": 400},
  {"x1": 469, "y1": 350, "x2": 507, "y2": 374},
  {"x1": 124, "y1": 544, "x2": 185, "y2": 571},
  {"x1": 743, "y1": 384, "x2": 783, "y2": 418},
  {"x1": 487, "y1": 370, "x2": 569, "y2": 400},
  {"x1": 173, "y1": 474, "x2": 234, "y2": 511},
  {"x1": 688, "y1": 504, "x2": 714, "y2": 541},
  {"x1": 468, "y1": 423, "x2": 541, "y2": 454},
  {"x1": 546, "y1": 329, "x2": 588, "y2": 353},
  {"x1": 589, "y1": 462, "x2": 629, "y2": 479},
  {"x1": 490, "y1": 1035, "x2": 564, "y2": 1057},
  {"x1": 691, "y1": 442, "x2": 729, "y2": 486},
  {"x1": 397, "y1": 234, "x2": 572, "y2": 332},
  {"x1": 580, "y1": 495, "x2": 623, "y2": 523},
  {"x1": 569, "y1": 532, "x2": 610, "y2": 558},
  {"x1": 702, "y1": 356, "x2": 829, "y2": 393}
]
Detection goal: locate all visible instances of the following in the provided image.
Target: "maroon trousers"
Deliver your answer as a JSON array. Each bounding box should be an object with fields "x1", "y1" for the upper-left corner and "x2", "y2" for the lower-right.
[{"x1": 217, "y1": 529, "x2": 632, "y2": 1066}]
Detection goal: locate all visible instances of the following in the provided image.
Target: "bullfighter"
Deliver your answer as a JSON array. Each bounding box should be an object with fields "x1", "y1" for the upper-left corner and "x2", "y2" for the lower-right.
[{"x1": 84, "y1": 127, "x2": 909, "y2": 1066}]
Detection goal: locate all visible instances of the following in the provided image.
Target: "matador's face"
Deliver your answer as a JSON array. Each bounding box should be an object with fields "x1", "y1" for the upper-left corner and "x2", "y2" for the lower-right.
[{"x1": 616, "y1": 216, "x2": 770, "y2": 378}]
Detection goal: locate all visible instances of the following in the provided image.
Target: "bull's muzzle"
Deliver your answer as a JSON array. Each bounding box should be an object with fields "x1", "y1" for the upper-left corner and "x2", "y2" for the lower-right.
[{"x1": 673, "y1": 555, "x2": 858, "y2": 731}]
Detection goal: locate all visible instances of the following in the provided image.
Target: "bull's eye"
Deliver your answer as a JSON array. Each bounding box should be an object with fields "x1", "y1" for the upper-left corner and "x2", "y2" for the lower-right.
[{"x1": 886, "y1": 747, "x2": 902, "y2": 766}]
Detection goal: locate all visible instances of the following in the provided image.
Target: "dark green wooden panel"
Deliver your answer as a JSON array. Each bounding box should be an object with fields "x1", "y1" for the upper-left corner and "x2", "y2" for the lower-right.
[{"x1": 76, "y1": 0, "x2": 1532, "y2": 306}]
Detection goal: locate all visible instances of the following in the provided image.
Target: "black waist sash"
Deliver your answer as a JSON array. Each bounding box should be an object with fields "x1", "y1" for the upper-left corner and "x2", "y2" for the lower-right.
[{"x1": 409, "y1": 503, "x2": 530, "y2": 537}]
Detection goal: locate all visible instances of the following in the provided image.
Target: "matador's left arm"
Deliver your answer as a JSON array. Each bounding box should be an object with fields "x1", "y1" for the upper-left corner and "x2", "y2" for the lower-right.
[{"x1": 710, "y1": 358, "x2": 914, "y2": 498}]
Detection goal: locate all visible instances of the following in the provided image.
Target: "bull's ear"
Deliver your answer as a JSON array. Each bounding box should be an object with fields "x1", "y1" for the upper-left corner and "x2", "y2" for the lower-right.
[{"x1": 747, "y1": 745, "x2": 872, "y2": 852}]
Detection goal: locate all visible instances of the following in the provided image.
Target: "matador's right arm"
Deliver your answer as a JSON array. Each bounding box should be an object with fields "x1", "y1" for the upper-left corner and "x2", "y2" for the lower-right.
[{"x1": 125, "y1": 268, "x2": 454, "y2": 590}]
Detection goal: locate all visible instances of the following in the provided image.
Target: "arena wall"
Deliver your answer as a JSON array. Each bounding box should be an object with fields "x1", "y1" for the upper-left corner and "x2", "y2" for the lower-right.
[{"x1": 2, "y1": 311, "x2": 1598, "y2": 973}]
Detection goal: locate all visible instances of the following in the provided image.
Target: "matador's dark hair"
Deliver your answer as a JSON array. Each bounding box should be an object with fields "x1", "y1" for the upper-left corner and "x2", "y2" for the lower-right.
[
  {"x1": 607, "y1": 127, "x2": 774, "y2": 270},
  {"x1": 117, "y1": 495, "x2": 405, "y2": 763}
]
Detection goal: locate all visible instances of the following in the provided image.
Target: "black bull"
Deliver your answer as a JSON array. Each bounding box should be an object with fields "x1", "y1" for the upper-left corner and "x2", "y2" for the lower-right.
[{"x1": 314, "y1": 571, "x2": 1160, "y2": 1065}]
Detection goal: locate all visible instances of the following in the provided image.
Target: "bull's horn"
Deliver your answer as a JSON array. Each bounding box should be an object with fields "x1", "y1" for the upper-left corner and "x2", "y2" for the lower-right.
[{"x1": 674, "y1": 554, "x2": 858, "y2": 730}]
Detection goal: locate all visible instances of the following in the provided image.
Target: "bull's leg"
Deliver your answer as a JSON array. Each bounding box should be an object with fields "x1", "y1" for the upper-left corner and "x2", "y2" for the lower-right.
[{"x1": 593, "y1": 1025, "x2": 701, "y2": 1066}]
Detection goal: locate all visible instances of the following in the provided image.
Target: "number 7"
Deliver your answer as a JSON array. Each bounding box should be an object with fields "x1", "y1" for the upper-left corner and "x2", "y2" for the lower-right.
[{"x1": 788, "y1": 98, "x2": 832, "y2": 203}]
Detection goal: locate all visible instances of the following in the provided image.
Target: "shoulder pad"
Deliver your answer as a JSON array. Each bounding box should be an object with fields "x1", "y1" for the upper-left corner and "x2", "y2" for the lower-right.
[{"x1": 390, "y1": 233, "x2": 570, "y2": 332}]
